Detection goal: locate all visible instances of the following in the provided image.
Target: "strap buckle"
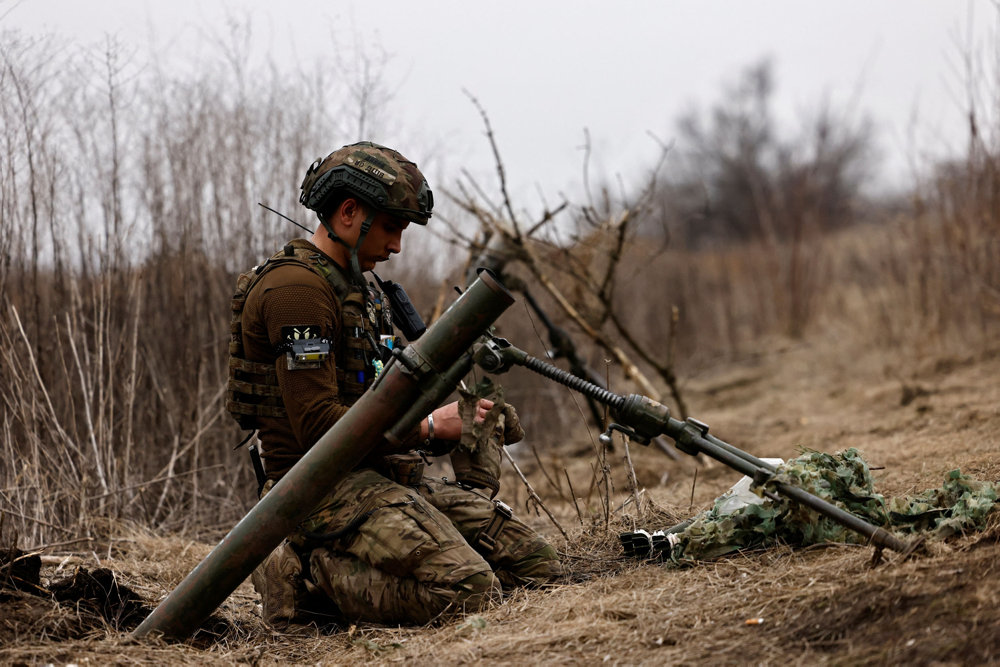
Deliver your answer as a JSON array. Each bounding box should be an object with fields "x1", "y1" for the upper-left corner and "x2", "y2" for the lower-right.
[{"x1": 476, "y1": 500, "x2": 514, "y2": 554}]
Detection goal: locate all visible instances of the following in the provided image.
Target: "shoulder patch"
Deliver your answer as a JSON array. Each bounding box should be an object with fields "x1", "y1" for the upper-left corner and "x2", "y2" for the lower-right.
[
  {"x1": 279, "y1": 325, "x2": 331, "y2": 371},
  {"x1": 282, "y1": 325, "x2": 321, "y2": 342}
]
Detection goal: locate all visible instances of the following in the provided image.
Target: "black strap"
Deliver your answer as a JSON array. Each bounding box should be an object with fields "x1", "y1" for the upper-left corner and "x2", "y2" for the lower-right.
[
  {"x1": 233, "y1": 429, "x2": 257, "y2": 450},
  {"x1": 476, "y1": 500, "x2": 513, "y2": 553},
  {"x1": 249, "y1": 443, "x2": 267, "y2": 498}
]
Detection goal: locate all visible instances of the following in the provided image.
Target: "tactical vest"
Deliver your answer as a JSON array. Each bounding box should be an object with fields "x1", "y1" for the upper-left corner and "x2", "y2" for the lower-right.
[{"x1": 226, "y1": 239, "x2": 393, "y2": 430}]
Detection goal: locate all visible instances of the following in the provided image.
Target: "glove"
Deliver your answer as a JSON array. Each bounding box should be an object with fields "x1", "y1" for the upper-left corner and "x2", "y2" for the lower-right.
[{"x1": 451, "y1": 395, "x2": 524, "y2": 498}]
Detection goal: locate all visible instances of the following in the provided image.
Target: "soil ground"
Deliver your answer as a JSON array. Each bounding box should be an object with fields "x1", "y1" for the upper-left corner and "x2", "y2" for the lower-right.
[{"x1": 2, "y1": 333, "x2": 999, "y2": 666}]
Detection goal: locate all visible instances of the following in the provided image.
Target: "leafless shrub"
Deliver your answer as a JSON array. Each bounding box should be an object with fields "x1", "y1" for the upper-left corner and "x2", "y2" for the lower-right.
[
  {"x1": 656, "y1": 60, "x2": 873, "y2": 338},
  {"x1": 0, "y1": 23, "x2": 397, "y2": 547}
]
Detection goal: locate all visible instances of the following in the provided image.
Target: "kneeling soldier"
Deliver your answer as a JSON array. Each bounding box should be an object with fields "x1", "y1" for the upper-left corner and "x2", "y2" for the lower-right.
[{"x1": 226, "y1": 142, "x2": 561, "y2": 629}]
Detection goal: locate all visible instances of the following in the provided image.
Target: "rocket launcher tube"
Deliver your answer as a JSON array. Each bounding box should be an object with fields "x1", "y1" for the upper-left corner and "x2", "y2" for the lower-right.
[
  {"x1": 133, "y1": 270, "x2": 515, "y2": 641},
  {"x1": 383, "y1": 349, "x2": 475, "y2": 446}
]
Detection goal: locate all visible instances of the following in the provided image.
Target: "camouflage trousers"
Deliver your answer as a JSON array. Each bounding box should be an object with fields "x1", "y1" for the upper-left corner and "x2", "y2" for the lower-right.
[{"x1": 252, "y1": 468, "x2": 561, "y2": 628}]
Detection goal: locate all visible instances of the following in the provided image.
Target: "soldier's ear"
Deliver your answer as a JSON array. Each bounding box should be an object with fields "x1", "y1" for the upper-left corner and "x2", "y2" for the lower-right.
[{"x1": 338, "y1": 198, "x2": 367, "y2": 229}]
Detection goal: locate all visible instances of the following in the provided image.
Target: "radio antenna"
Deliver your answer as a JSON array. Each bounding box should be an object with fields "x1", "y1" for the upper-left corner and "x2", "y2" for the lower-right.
[{"x1": 258, "y1": 202, "x2": 312, "y2": 234}]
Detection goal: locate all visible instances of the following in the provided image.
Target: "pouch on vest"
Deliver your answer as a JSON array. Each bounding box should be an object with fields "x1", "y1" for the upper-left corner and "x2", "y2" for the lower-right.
[{"x1": 383, "y1": 452, "x2": 425, "y2": 487}]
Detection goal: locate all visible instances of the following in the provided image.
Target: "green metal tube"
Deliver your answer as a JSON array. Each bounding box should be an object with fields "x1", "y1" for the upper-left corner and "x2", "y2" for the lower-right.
[
  {"x1": 133, "y1": 270, "x2": 514, "y2": 640},
  {"x1": 383, "y1": 350, "x2": 475, "y2": 446}
]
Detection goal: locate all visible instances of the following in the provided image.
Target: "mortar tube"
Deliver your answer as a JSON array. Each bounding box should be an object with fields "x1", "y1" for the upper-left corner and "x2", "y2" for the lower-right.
[{"x1": 133, "y1": 270, "x2": 514, "y2": 640}]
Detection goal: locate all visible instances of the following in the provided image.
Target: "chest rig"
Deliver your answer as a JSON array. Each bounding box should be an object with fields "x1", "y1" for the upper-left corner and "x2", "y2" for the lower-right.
[{"x1": 226, "y1": 239, "x2": 394, "y2": 430}]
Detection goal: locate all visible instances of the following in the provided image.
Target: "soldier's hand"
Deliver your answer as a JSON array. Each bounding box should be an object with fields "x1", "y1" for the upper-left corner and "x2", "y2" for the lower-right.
[{"x1": 423, "y1": 399, "x2": 493, "y2": 441}]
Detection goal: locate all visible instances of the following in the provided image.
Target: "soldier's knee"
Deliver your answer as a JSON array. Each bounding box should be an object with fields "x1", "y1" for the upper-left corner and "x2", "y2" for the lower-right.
[
  {"x1": 499, "y1": 544, "x2": 563, "y2": 587},
  {"x1": 451, "y1": 570, "x2": 502, "y2": 613}
]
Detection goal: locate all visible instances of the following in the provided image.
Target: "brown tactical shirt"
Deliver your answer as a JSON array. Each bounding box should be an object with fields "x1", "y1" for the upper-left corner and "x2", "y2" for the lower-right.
[{"x1": 241, "y1": 240, "x2": 410, "y2": 481}]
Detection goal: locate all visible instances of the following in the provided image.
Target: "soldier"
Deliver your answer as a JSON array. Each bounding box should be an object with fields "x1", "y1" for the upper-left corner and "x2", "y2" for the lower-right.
[{"x1": 226, "y1": 142, "x2": 561, "y2": 629}]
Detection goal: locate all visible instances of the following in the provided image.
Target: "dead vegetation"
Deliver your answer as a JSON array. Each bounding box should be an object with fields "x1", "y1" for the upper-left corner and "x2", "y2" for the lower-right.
[
  {"x1": 2, "y1": 13, "x2": 1000, "y2": 667},
  {"x1": 0, "y1": 330, "x2": 997, "y2": 665}
]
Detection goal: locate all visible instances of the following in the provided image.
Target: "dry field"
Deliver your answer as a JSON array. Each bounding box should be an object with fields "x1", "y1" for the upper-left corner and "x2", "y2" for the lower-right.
[
  {"x1": 3, "y1": 328, "x2": 998, "y2": 666},
  {"x1": 3, "y1": 22, "x2": 999, "y2": 665}
]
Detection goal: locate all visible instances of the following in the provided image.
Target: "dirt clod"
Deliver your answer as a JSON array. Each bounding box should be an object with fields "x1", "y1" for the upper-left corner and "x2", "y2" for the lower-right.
[
  {"x1": 0, "y1": 547, "x2": 44, "y2": 596},
  {"x1": 49, "y1": 567, "x2": 150, "y2": 631}
]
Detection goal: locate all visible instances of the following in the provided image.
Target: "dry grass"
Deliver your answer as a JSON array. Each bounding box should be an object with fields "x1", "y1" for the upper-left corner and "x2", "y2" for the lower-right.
[{"x1": 2, "y1": 330, "x2": 999, "y2": 665}]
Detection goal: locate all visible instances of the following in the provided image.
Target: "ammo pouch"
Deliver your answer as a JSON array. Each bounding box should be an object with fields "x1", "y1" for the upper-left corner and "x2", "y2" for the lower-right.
[
  {"x1": 336, "y1": 290, "x2": 375, "y2": 401},
  {"x1": 383, "y1": 452, "x2": 425, "y2": 486}
]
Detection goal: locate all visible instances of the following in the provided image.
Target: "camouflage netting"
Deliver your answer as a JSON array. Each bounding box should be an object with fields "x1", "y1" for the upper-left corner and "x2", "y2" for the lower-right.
[{"x1": 621, "y1": 448, "x2": 1000, "y2": 566}]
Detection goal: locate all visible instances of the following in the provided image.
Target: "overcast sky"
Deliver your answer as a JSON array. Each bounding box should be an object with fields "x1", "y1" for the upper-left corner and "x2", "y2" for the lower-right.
[{"x1": 3, "y1": 0, "x2": 995, "y2": 208}]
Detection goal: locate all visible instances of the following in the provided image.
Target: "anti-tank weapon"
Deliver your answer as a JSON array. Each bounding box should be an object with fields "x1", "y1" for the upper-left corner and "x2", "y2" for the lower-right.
[{"x1": 472, "y1": 335, "x2": 912, "y2": 555}]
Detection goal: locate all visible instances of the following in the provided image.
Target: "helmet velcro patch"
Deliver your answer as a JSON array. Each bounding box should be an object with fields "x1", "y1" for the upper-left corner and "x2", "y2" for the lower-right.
[{"x1": 346, "y1": 152, "x2": 398, "y2": 186}]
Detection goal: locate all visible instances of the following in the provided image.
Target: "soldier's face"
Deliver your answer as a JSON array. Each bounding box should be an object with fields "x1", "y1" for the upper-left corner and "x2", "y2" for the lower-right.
[{"x1": 357, "y1": 213, "x2": 409, "y2": 270}]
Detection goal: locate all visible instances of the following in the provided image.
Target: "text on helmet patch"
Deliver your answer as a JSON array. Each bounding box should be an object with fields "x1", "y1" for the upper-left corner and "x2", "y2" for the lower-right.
[{"x1": 346, "y1": 153, "x2": 398, "y2": 186}]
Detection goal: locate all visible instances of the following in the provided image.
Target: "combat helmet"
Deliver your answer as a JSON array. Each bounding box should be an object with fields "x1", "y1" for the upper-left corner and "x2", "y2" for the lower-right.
[
  {"x1": 299, "y1": 141, "x2": 433, "y2": 224},
  {"x1": 299, "y1": 141, "x2": 433, "y2": 286}
]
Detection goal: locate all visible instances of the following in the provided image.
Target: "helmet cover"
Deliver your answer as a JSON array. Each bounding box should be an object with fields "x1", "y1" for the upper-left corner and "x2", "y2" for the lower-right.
[{"x1": 299, "y1": 141, "x2": 433, "y2": 224}]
